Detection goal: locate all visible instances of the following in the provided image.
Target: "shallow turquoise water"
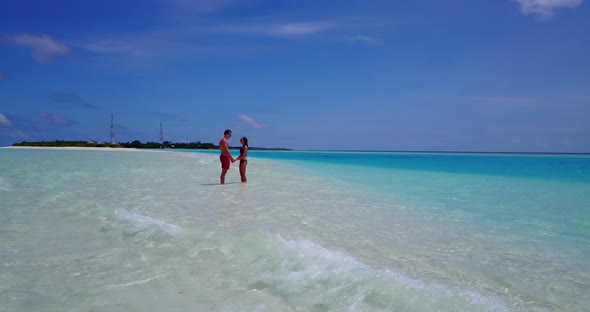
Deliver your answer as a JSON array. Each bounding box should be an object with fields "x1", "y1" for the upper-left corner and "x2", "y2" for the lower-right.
[{"x1": 1, "y1": 148, "x2": 588, "y2": 311}]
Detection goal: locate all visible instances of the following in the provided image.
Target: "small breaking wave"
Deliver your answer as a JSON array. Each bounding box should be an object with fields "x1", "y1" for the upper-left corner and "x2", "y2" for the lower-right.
[
  {"x1": 198, "y1": 156, "x2": 215, "y2": 165},
  {"x1": 197, "y1": 155, "x2": 219, "y2": 165},
  {"x1": 116, "y1": 208, "x2": 182, "y2": 235},
  {"x1": 250, "y1": 234, "x2": 514, "y2": 312}
]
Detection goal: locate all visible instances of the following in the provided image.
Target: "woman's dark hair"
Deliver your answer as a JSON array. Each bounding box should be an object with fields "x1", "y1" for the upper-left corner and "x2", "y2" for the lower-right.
[{"x1": 241, "y1": 137, "x2": 248, "y2": 147}]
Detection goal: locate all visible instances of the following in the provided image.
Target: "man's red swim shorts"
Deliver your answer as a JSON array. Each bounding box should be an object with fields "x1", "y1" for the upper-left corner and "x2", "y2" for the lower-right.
[{"x1": 220, "y1": 155, "x2": 231, "y2": 170}]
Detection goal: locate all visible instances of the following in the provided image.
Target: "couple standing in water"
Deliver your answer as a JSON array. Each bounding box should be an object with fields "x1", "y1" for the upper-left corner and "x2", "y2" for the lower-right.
[{"x1": 219, "y1": 129, "x2": 249, "y2": 184}]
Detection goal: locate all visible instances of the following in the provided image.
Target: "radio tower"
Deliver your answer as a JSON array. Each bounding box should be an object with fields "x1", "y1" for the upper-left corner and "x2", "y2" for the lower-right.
[
  {"x1": 160, "y1": 122, "x2": 164, "y2": 143},
  {"x1": 110, "y1": 114, "x2": 116, "y2": 144}
]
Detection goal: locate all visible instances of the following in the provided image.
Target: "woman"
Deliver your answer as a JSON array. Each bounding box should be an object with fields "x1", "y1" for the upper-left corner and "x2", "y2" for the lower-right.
[{"x1": 235, "y1": 137, "x2": 249, "y2": 182}]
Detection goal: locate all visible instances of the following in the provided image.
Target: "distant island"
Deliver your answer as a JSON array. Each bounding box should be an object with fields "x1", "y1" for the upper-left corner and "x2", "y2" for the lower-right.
[{"x1": 12, "y1": 140, "x2": 292, "y2": 151}]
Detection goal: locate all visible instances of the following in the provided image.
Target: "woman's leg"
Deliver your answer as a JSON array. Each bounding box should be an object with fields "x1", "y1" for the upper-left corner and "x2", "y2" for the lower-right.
[{"x1": 239, "y1": 161, "x2": 247, "y2": 182}]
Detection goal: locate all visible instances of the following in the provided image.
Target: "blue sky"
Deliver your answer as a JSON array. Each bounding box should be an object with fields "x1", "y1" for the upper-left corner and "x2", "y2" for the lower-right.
[{"x1": 1, "y1": 0, "x2": 589, "y2": 152}]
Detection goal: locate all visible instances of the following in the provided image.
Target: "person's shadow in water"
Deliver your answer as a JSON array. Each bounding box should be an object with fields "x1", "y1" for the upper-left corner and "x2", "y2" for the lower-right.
[{"x1": 201, "y1": 182, "x2": 241, "y2": 186}]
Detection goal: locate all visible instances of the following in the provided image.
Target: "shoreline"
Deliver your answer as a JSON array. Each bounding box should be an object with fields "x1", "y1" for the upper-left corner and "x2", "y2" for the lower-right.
[
  {"x1": 0, "y1": 146, "x2": 218, "y2": 157},
  {"x1": 1, "y1": 146, "x2": 142, "y2": 152}
]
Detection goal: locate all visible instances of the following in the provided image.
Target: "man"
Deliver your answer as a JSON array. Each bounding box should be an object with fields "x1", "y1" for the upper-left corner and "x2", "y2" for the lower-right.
[{"x1": 219, "y1": 129, "x2": 235, "y2": 184}]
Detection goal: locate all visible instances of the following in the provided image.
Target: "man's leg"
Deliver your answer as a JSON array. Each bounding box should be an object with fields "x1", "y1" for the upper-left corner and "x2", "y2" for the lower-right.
[{"x1": 220, "y1": 169, "x2": 228, "y2": 184}]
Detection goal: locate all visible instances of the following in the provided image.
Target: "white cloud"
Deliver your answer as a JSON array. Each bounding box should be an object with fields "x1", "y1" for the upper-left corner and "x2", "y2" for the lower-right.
[
  {"x1": 85, "y1": 38, "x2": 153, "y2": 56},
  {"x1": 40, "y1": 112, "x2": 79, "y2": 126},
  {"x1": 514, "y1": 0, "x2": 583, "y2": 19},
  {"x1": 348, "y1": 35, "x2": 384, "y2": 45},
  {"x1": 13, "y1": 34, "x2": 70, "y2": 62},
  {"x1": 239, "y1": 114, "x2": 269, "y2": 129},
  {"x1": 272, "y1": 23, "x2": 332, "y2": 36},
  {"x1": 79, "y1": 15, "x2": 386, "y2": 60},
  {"x1": 206, "y1": 21, "x2": 339, "y2": 37},
  {"x1": 0, "y1": 114, "x2": 13, "y2": 127}
]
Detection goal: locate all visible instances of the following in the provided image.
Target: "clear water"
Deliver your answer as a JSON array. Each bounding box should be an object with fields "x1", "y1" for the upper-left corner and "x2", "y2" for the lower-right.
[{"x1": 0, "y1": 148, "x2": 588, "y2": 311}]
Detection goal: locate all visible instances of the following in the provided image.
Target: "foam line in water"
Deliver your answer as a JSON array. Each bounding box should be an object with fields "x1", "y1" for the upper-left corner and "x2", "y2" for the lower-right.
[
  {"x1": 108, "y1": 273, "x2": 169, "y2": 288},
  {"x1": 116, "y1": 208, "x2": 182, "y2": 235},
  {"x1": 271, "y1": 234, "x2": 513, "y2": 312},
  {"x1": 0, "y1": 176, "x2": 12, "y2": 191}
]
